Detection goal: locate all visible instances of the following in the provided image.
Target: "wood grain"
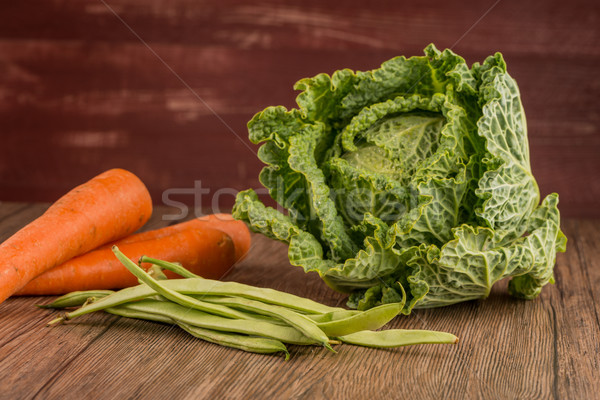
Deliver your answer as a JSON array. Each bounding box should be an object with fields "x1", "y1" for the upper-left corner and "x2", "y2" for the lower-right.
[
  {"x1": 0, "y1": 0, "x2": 599, "y2": 216},
  {"x1": 0, "y1": 203, "x2": 598, "y2": 399}
]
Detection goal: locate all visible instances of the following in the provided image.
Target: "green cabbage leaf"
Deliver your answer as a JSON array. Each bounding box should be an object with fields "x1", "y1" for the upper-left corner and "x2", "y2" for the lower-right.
[{"x1": 233, "y1": 44, "x2": 567, "y2": 312}]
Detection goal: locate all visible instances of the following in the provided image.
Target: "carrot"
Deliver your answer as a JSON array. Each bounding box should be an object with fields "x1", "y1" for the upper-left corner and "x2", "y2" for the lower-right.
[
  {"x1": 15, "y1": 228, "x2": 235, "y2": 295},
  {"x1": 0, "y1": 168, "x2": 152, "y2": 303},
  {"x1": 99, "y1": 213, "x2": 251, "y2": 262},
  {"x1": 15, "y1": 214, "x2": 249, "y2": 296},
  {"x1": 197, "y1": 214, "x2": 251, "y2": 262}
]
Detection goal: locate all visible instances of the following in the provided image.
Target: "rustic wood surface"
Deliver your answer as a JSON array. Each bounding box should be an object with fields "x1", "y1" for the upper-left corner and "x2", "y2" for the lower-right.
[
  {"x1": 0, "y1": 0, "x2": 599, "y2": 216},
  {"x1": 0, "y1": 202, "x2": 598, "y2": 399}
]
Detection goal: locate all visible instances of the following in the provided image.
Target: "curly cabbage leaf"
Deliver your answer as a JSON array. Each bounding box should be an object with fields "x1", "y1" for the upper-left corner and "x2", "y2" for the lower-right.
[{"x1": 233, "y1": 44, "x2": 566, "y2": 312}]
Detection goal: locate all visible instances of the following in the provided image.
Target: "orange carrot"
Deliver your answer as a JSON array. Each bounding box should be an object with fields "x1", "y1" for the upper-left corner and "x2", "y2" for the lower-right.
[
  {"x1": 15, "y1": 228, "x2": 235, "y2": 295},
  {"x1": 100, "y1": 213, "x2": 251, "y2": 262},
  {"x1": 197, "y1": 214, "x2": 251, "y2": 262},
  {"x1": 15, "y1": 214, "x2": 249, "y2": 296},
  {"x1": 0, "y1": 168, "x2": 152, "y2": 303}
]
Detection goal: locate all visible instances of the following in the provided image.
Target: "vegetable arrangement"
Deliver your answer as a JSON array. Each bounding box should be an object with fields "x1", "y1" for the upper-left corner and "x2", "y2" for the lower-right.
[
  {"x1": 232, "y1": 44, "x2": 567, "y2": 312},
  {"x1": 2, "y1": 158, "x2": 458, "y2": 360},
  {"x1": 4, "y1": 43, "x2": 568, "y2": 360},
  {"x1": 44, "y1": 247, "x2": 457, "y2": 359}
]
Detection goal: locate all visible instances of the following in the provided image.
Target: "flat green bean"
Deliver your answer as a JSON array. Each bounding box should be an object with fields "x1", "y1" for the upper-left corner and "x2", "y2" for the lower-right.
[
  {"x1": 114, "y1": 299, "x2": 317, "y2": 345},
  {"x1": 51, "y1": 284, "x2": 167, "y2": 323},
  {"x1": 51, "y1": 284, "x2": 249, "y2": 324},
  {"x1": 141, "y1": 256, "x2": 200, "y2": 279},
  {"x1": 314, "y1": 303, "x2": 402, "y2": 337},
  {"x1": 43, "y1": 251, "x2": 460, "y2": 357},
  {"x1": 307, "y1": 309, "x2": 360, "y2": 323},
  {"x1": 147, "y1": 264, "x2": 168, "y2": 280},
  {"x1": 38, "y1": 290, "x2": 114, "y2": 309},
  {"x1": 56, "y1": 277, "x2": 345, "y2": 323},
  {"x1": 178, "y1": 322, "x2": 290, "y2": 359},
  {"x1": 182, "y1": 280, "x2": 343, "y2": 314},
  {"x1": 112, "y1": 247, "x2": 252, "y2": 320},
  {"x1": 154, "y1": 295, "x2": 288, "y2": 326},
  {"x1": 338, "y1": 329, "x2": 459, "y2": 347},
  {"x1": 203, "y1": 296, "x2": 333, "y2": 350},
  {"x1": 176, "y1": 280, "x2": 342, "y2": 313},
  {"x1": 105, "y1": 305, "x2": 289, "y2": 358},
  {"x1": 106, "y1": 305, "x2": 173, "y2": 324}
]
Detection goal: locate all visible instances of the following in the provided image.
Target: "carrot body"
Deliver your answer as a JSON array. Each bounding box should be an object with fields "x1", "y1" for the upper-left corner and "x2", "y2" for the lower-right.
[
  {"x1": 100, "y1": 213, "x2": 251, "y2": 262},
  {"x1": 0, "y1": 169, "x2": 152, "y2": 303},
  {"x1": 197, "y1": 214, "x2": 251, "y2": 262},
  {"x1": 16, "y1": 228, "x2": 234, "y2": 295}
]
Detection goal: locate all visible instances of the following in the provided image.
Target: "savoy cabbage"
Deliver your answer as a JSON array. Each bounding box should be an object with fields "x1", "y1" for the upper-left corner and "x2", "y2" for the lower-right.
[{"x1": 233, "y1": 44, "x2": 567, "y2": 312}]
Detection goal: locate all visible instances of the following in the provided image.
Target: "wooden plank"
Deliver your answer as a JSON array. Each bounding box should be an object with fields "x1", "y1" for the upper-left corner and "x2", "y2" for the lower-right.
[
  {"x1": 551, "y1": 219, "x2": 600, "y2": 398},
  {"x1": 0, "y1": 42, "x2": 597, "y2": 213},
  {"x1": 0, "y1": 298, "x2": 120, "y2": 397},
  {"x1": 0, "y1": 202, "x2": 35, "y2": 222},
  {"x1": 0, "y1": 0, "x2": 598, "y2": 216},
  {"x1": 0, "y1": 203, "x2": 49, "y2": 242},
  {"x1": 575, "y1": 220, "x2": 600, "y2": 332},
  {"x1": 0, "y1": 237, "x2": 573, "y2": 399},
  {"x1": 1, "y1": 202, "x2": 598, "y2": 399},
  {"x1": 0, "y1": 0, "x2": 597, "y2": 55}
]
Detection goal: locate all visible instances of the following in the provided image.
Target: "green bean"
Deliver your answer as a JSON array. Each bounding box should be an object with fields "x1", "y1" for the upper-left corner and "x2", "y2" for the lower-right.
[
  {"x1": 182, "y1": 279, "x2": 343, "y2": 314},
  {"x1": 105, "y1": 305, "x2": 289, "y2": 358},
  {"x1": 147, "y1": 264, "x2": 168, "y2": 280},
  {"x1": 314, "y1": 303, "x2": 402, "y2": 337},
  {"x1": 42, "y1": 250, "x2": 460, "y2": 357},
  {"x1": 106, "y1": 305, "x2": 173, "y2": 324},
  {"x1": 153, "y1": 295, "x2": 288, "y2": 326},
  {"x1": 113, "y1": 299, "x2": 317, "y2": 345},
  {"x1": 203, "y1": 296, "x2": 333, "y2": 351},
  {"x1": 140, "y1": 256, "x2": 200, "y2": 279},
  {"x1": 173, "y1": 279, "x2": 342, "y2": 314},
  {"x1": 51, "y1": 284, "x2": 251, "y2": 325},
  {"x1": 112, "y1": 246, "x2": 252, "y2": 320},
  {"x1": 177, "y1": 322, "x2": 290, "y2": 359},
  {"x1": 38, "y1": 290, "x2": 114, "y2": 309},
  {"x1": 338, "y1": 329, "x2": 459, "y2": 347},
  {"x1": 307, "y1": 309, "x2": 360, "y2": 323},
  {"x1": 50, "y1": 285, "x2": 154, "y2": 323},
  {"x1": 54, "y1": 276, "x2": 344, "y2": 323}
]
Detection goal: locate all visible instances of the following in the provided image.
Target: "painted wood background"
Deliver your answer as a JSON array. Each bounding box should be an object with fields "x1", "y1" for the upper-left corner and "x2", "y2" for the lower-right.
[{"x1": 0, "y1": 0, "x2": 598, "y2": 216}]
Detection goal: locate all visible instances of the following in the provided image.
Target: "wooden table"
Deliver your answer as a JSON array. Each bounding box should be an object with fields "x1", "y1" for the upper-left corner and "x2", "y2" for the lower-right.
[{"x1": 1, "y1": 203, "x2": 598, "y2": 399}]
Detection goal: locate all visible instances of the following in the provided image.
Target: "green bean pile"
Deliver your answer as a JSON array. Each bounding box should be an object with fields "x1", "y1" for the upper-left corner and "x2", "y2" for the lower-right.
[{"x1": 43, "y1": 246, "x2": 458, "y2": 359}]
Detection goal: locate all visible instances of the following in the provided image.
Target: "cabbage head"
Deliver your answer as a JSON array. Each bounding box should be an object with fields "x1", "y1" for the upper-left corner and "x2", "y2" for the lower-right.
[{"x1": 233, "y1": 44, "x2": 567, "y2": 312}]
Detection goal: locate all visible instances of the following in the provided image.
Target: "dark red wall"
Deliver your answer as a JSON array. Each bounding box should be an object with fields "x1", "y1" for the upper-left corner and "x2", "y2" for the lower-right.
[{"x1": 0, "y1": 0, "x2": 598, "y2": 216}]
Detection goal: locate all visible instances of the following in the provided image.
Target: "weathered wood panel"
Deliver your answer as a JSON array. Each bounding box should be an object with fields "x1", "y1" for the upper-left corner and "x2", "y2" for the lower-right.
[{"x1": 0, "y1": 0, "x2": 598, "y2": 216}]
